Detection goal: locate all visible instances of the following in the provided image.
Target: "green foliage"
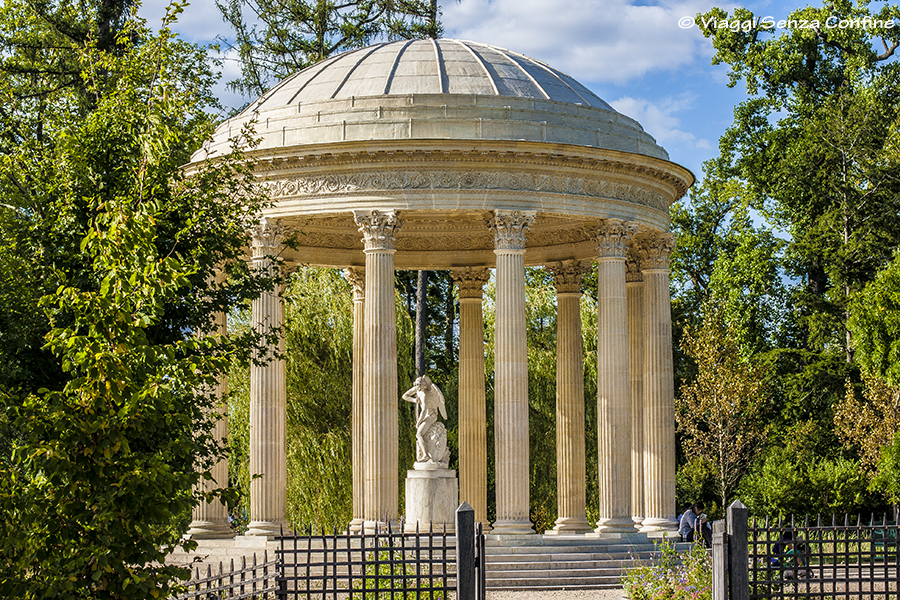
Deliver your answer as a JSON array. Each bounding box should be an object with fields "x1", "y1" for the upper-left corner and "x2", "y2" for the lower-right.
[
  {"x1": 850, "y1": 251, "x2": 900, "y2": 387},
  {"x1": 676, "y1": 457, "x2": 720, "y2": 520},
  {"x1": 623, "y1": 538, "x2": 711, "y2": 600},
  {"x1": 216, "y1": 0, "x2": 439, "y2": 101},
  {"x1": 0, "y1": 2, "x2": 273, "y2": 597},
  {"x1": 872, "y1": 432, "x2": 900, "y2": 504}
]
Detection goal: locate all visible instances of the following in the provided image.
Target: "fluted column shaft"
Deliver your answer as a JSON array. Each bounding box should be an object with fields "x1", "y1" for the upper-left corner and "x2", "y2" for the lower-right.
[
  {"x1": 248, "y1": 219, "x2": 288, "y2": 536},
  {"x1": 453, "y1": 268, "x2": 491, "y2": 531},
  {"x1": 188, "y1": 289, "x2": 233, "y2": 538},
  {"x1": 627, "y1": 256, "x2": 644, "y2": 528},
  {"x1": 345, "y1": 268, "x2": 366, "y2": 533},
  {"x1": 548, "y1": 262, "x2": 592, "y2": 534},
  {"x1": 489, "y1": 211, "x2": 535, "y2": 535},
  {"x1": 354, "y1": 210, "x2": 401, "y2": 528},
  {"x1": 595, "y1": 219, "x2": 638, "y2": 534},
  {"x1": 639, "y1": 233, "x2": 679, "y2": 532}
]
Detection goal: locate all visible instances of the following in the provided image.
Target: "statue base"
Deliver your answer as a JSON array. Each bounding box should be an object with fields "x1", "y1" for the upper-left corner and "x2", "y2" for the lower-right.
[{"x1": 404, "y1": 468, "x2": 458, "y2": 533}]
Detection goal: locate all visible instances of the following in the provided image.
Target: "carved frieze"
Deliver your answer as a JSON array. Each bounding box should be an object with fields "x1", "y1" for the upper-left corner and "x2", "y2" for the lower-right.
[
  {"x1": 487, "y1": 210, "x2": 535, "y2": 251},
  {"x1": 353, "y1": 210, "x2": 402, "y2": 251},
  {"x1": 451, "y1": 267, "x2": 491, "y2": 298},
  {"x1": 595, "y1": 219, "x2": 639, "y2": 259},
  {"x1": 262, "y1": 170, "x2": 671, "y2": 212}
]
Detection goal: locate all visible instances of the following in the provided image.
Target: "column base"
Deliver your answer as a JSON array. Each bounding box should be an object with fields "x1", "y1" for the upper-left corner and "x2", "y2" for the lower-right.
[
  {"x1": 362, "y1": 519, "x2": 401, "y2": 534},
  {"x1": 349, "y1": 518, "x2": 365, "y2": 534},
  {"x1": 639, "y1": 517, "x2": 679, "y2": 533},
  {"x1": 246, "y1": 520, "x2": 290, "y2": 537},
  {"x1": 491, "y1": 519, "x2": 536, "y2": 535},
  {"x1": 594, "y1": 517, "x2": 638, "y2": 534},
  {"x1": 633, "y1": 515, "x2": 644, "y2": 530},
  {"x1": 546, "y1": 516, "x2": 593, "y2": 535},
  {"x1": 186, "y1": 519, "x2": 234, "y2": 539}
]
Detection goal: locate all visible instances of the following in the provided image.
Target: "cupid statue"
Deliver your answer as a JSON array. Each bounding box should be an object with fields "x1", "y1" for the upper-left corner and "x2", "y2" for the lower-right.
[{"x1": 402, "y1": 375, "x2": 450, "y2": 468}]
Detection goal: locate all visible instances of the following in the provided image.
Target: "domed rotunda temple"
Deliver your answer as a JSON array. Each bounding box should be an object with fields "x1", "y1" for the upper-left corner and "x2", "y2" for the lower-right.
[{"x1": 186, "y1": 39, "x2": 693, "y2": 539}]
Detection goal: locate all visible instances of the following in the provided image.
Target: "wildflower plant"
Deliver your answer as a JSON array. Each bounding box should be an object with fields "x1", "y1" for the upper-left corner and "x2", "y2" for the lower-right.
[{"x1": 623, "y1": 537, "x2": 712, "y2": 600}]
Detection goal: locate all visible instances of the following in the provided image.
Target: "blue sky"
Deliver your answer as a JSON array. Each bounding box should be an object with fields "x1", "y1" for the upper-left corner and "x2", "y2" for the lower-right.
[{"x1": 141, "y1": 0, "x2": 828, "y2": 183}]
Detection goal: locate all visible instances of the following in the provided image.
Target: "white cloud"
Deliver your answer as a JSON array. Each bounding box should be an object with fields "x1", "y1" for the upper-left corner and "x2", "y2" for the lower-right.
[
  {"x1": 610, "y1": 93, "x2": 710, "y2": 149},
  {"x1": 442, "y1": 0, "x2": 718, "y2": 84}
]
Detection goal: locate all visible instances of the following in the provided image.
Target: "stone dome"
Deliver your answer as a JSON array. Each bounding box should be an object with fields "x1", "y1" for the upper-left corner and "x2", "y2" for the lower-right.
[
  {"x1": 196, "y1": 39, "x2": 668, "y2": 162},
  {"x1": 188, "y1": 39, "x2": 693, "y2": 270}
]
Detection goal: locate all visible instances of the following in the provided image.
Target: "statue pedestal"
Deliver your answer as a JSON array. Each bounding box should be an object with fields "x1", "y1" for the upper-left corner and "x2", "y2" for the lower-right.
[{"x1": 404, "y1": 468, "x2": 458, "y2": 533}]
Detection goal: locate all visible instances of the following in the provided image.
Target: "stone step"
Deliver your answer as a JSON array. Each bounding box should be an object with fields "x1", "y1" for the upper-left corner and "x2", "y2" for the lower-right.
[
  {"x1": 486, "y1": 575, "x2": 626, "y2": 589},
  {"x1": 486, "y1": 550, "x2": 656, "y2": 560},
  {"x1": 486, "y1": 558, "x2": 653, "y2": 570}
]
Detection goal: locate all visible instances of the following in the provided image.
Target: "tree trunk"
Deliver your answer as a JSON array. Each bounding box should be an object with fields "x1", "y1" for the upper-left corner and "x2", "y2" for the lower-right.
[{"x1": 415, "y1": 270, "x2": 428, "y2": 376}]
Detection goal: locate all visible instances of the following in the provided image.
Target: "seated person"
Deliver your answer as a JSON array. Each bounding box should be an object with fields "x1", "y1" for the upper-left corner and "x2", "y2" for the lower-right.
[
  {"x1": 678, "y1": 502, "x2": 712, "y2": 547},
  {"x1": 772, "y1": 530, "x2": 814, "y2": 579}
]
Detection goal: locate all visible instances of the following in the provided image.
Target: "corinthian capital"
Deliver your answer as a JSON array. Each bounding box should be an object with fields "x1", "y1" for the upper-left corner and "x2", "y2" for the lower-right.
[
  {"x1": 353, "y1": 210, "x2": 401, "y2": 251},
  {"x1": 638, "y1": 232, "x2": 676, "y2": 270},
  {"x1": 250, "y1": 217, "x2": 284, "y2": 260},
  {"x1": 625, "y1": 252, "x2": 643, "y2": 283},
  {"x1": 595, "y1": 218, "x2": 638, "y2": 259},
  {"x1": 487, "y1": 210, "x2": 536, "y2": 251},
  {"x1": 547, "y1": 260, "x2": 591, "y2": 294},
  {"x1": 451, "y1": 267, "x2": 490, "y2": 299},
  {"x1": 343, "y1": 267, "x2": 365, "y2": 301}
]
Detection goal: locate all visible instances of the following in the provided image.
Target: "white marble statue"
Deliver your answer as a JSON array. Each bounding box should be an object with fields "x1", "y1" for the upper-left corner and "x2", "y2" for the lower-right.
[{"x1": 402, "y1": 375, "x2": 450, "y2": 468}]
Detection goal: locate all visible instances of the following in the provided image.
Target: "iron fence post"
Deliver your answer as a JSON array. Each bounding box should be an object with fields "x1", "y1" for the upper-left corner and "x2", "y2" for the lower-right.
[
  {"x1": 728, "y1": 500, "x2": 749, "y2": 600},
  {"x1": 456, "y1": 502, "x2": 476, "y2": 600}
]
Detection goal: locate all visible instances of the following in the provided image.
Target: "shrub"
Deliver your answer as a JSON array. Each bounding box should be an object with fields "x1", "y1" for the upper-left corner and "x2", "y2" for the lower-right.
[{"x1": 623, "y1": 537, "x2": 711, "y2": 600}]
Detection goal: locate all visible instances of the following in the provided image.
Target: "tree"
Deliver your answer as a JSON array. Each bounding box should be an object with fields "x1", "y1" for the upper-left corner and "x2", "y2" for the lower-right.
[
  {"x1": 216, "y1": 0, "x2": 439, "y2": 100},
  {"x1": 697, "y1": 1, "x2": 900, "y2": 362},
  {"x1": 0, "y1": 2, "x2": 273, "y2": 596},
  {"x1": 676, "y1": 301, "x2": 772, "y2": 510},
  {"x1": 849, "y1": 250, "x2": 900, "y2": 387}
]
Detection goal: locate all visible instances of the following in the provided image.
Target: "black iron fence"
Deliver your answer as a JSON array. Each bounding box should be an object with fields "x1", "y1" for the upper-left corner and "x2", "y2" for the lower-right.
[
  {"x1": 175, "y1": 503, "x2": 485, "y2": 600},
  {"x1": 713, "y1": 501, "x2": 900, "y2": 600},
  {"x1": 177, "y1": 552, "x2": 282, "y2": 599}
]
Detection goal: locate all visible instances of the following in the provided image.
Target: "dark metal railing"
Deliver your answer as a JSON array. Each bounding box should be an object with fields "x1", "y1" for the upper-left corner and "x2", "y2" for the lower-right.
[
  {"x1": 176, "y1": 551, "x2": 282, "y2": 600},
  {"x1": 746, "y1": 512, "x2": 899, "y2": 600},
  {"x1": 175, "y1": 504, "x2": 485, "y2": 600},
  {"x1": 277, "y1": 523, "x2": 459, "y2": 599}
]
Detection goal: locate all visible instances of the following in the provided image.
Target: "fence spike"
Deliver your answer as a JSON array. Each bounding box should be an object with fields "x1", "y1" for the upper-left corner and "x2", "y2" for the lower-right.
[
  {"x1": 219, "y1": 561, "x2": 223, "y2": 577},
  {"x1": 206, "y1": 564, "x2": 212, "y2": 578},
  {"x1": 856, "y1": 513, "x2": 862, "y2": 527},
  {"x1": 804, "y1": 514, "x2": 809, "y2": 528},
  {"x1": 231, "y1": 558, "x2": 235, "y2": 572},
  {"x1": 817, "y1": 514, "x2": 822, "y2": 528},
  {"x1": 844, "y1": 513, "x2": 850, "y2": 527}
]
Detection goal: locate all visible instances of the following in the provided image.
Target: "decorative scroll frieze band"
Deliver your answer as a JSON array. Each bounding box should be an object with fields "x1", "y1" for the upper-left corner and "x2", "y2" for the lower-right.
[
  {"x1": 637, "y1": 232, "x2": 676, "y2": 270},
  {"x1": 353, "y1": 210, "x2": 402, "y2": 251},
  {"x1": 595, "y1": 218, "x2": 639, "y2": 259},
  {"x1": 451, "y1": 267, "x2": 491, "y2": 298},
  {"x1": 547, "y1": 260, "x2": 591, "y2": 294},
  {"x1": 263, "y1": 171, "x2": 670, "y2": 212},
  {"x1": 488, "y1": 210, "x2": 535, "y2": 251}
]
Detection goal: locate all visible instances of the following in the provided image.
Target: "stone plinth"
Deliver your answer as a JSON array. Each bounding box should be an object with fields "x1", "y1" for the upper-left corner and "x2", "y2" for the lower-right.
[{"x1": 404, "y1": 469, "x2": 459, "y2": 532}]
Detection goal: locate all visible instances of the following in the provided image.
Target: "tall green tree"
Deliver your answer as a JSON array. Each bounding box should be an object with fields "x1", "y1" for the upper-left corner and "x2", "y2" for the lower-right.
[
  {"x1": 216, "y1": 0, "x2": 439, "y2": 99},
  {"x1": 0, "y1": 2, "x2": 273, "y2": 596},
  {"x1": 698, "y1": 0, "x2": 900, "y2": 362}
]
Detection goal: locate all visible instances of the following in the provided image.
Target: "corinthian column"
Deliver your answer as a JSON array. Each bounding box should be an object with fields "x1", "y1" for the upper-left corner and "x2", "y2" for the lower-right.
[
  {"x1": 626, "y1": 254, "x2": 644, "y2": 529},
  {"x1": 247, "y1": 218, "x2": 289, "y2": 536},
  {"x1": 488, "y1": 210, "x2": 535, "y2": 535},
  {"x1": 546, "y1": 261, "x2": 592, "y2": 535},
  {"x1": 594, "y1": 219, "x2": 638, "y2": 534},
  {"x1": 354, "y1": 210, "x2": 401, "y2": 529},
  {"x1": 639, "y1": 232, "x2": 679, "y2": 533},
  {"x1": 344, "y1": 267, "x2": 365, "y2": 533},
  {"x1": 451, "y1": 267, "x2": 491, "y2": 532},
  {"x1": 188, "y1": 275, "x2": 233, "y2": 539}
]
